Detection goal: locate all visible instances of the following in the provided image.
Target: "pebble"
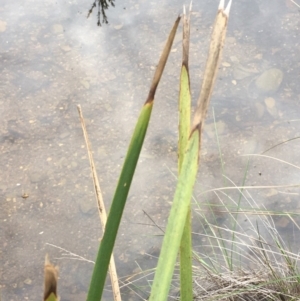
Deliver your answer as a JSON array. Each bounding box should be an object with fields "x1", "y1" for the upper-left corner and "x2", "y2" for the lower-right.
[
  {"x1": 61, "y1": 45, "x2": 71, "y2": 52},
  {"x1": 80, "y1": 80, "x2": 90, "y2": 89},
  {"x1": 226, "y1": 37, "x2": 236, "y2": 44},
  {"x1": 264, "y1": 97, "x2": 275, "y2": 108},
  {"x1": 114, "y1": 24, "x2": 123, "y2": 30},
  {"x1": 52, "y1": 24, "x2": 64, "y2": 34},
  {"x1": 24, "y1": 278, "x2": 32, "y2": 285},
  {"x1": 205, "y1": 121, "x2": 226, "y2": 139},
  {"x1": 104, "y1": 103, "x2": 112, "y2": 111},
  {"x1": 230, "y1": 56, "x2": 239, "y2": 63},
  {"x1": 70, "y1": 161, "x2": 78, "y2": 170},
  {"x1": 78, "y1": 199, "x2": 97, "y2": 215},
  {"x1": 265, "y1": 97, "x2": 278, "y2": 117},
  {"x1": 255, "y1": 68, "x2": 283, "y2": 94},
  {"x1": 59, "y1": 131, "x2": 70, "y2": 139},
  {"x1": 222, "y1": 62, "x2": 231, "y2": 67},
  {"x1": 0, "y1": 20, "x2": 7, "y2": 32}
]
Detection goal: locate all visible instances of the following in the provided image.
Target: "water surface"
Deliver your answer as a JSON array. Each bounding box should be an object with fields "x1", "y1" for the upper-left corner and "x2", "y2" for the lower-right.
[{"x1": 1, "y1": 0, "x2": 300, "y2": 300}]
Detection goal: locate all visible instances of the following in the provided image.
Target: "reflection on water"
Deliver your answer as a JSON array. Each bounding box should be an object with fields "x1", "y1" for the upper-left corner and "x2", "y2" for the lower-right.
[
  {"x1": 1, "y1": 0, "x2": 300, "y2": 300},
  {"x1": 87, "y1": 0, "x2": 115, "y2": 26}
]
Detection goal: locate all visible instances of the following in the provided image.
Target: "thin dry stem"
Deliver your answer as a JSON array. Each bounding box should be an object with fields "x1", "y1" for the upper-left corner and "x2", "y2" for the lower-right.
[
  {"x1": 45, "y1": 243, "x2": 95, "y2": 264},
  {"x1": 290, "y1": 0, "x2": 300, "y2": 9},
  {"x1": 77, "y1": 105, "x2": 122, "y2": 301},
  {"x1": 198, "y1": 184, "x2": 300, "y2": 197}
]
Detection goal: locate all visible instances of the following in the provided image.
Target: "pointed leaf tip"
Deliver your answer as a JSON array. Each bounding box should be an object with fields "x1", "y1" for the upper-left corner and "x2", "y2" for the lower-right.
[
  {"x1": 44, "y1": 255, "x2": 58, "y2": 301},
  {"x1": 224, "y1": 0, "x2": 232, "y2": 16},
  {"x1": 189, "y1": 0, "x2": 193, "y2": 12},
  {"x1": 218, "y1": 0, "x2": 225, "y2": 9}
]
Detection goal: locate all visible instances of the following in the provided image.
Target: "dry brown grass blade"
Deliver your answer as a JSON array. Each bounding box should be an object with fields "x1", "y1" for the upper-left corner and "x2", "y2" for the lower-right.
[
  {"x1": 44, "y1": 254, "x2": 58, "y2": 301},
  {"x1": 145, "y1": 16, "x2": 181, "y2": 104},
  {"x1": 192, "y1": 0, "x2": 231, "y2": 136},
  {"x1": 182, "y1": 3, "x2": 191, "y2": 70},
  {"x1": 77, "y1": 105, "x2": 121, "y2": 301}
]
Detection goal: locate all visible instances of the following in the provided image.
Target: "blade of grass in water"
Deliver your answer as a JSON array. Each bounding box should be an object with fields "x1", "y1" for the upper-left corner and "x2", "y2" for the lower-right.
[
  {"x1": 212, "y1": 107, "x2": 226, "y2": 186},
  {"x1": 229, "y1": 157, "x2": 250, "y2": 270},
  {"x1": 149, "y1": 1, "x2": 232, "y2": 300},
  {"x1": 86, "y1": 16, "x2": 181, "y2": 301},
  {"x1": 178, "y1": 4, "x2": 193, "y2": 301}
]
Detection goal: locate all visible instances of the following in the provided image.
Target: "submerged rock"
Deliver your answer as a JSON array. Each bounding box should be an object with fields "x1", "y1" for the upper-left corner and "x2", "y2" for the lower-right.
[
  {"x1": 78, "y1": 198, "x2": 96, "y2": 215},
  {"x1": 255, "y1": 68, "x2": 283, "y2": 94}
]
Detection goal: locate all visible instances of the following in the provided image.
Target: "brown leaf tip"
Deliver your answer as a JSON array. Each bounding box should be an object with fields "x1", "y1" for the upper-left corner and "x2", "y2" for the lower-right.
[{"x1": 44, "y1": 254, "x2": 59, "y2": 301}]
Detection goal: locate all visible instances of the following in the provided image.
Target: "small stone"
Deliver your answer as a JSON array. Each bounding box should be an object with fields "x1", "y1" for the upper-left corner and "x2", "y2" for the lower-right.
[
  {"x1": 104, "y1": 103, "x2": 112, "y2": 111},
  {"x1": 24, "y1": 278, "x2": 32, "y2": 285},
  {"x1": 53, "y1": 24, "x2": 64, "y2": 34},
  {"x1": 114, "y1": 24, "x2": 123, "y2": 30},
  {"x1": 254, "y1": 53, "x2": 263, "y2": 60},
  {"x1": 59, "y1": 131, "x2": 70, "y2": 139},
  {"x1": 222, "y1": 62, "x2": 231, "y2": 67},
  {"x1": 0, "y1": 20, "x2": 7, "y2": 32},
  {"x1": 70, "y1": 161, "x2": 78, "y2": 169},
  {"x1": 61, "y1": 45, "x2": 71, "y2": 52},
  {"x1": 22, "y1": 193, "x2": 29, "y2": 199},
  {"x1": 255, "y1": 68, "x2": 283, "y2": 94},
  {"x1": 265, "y1": 97, "x2": 278, "y2": 117},
  {"x1": 80, "y1": 80, "x2": 90, "y2": 89},
  {"x1": 97, "y1": 146, "x2": 107, "y2": 157},
  {"x1": 264, "y1": 97, "x2": 275, "y2": 109},
  {"x1": 230, "y1": 56, "x2": 239, "y2": 63},
  {"x1": 205, "y1": 121, "x2": 226, "y2": 138},
  {"x1": 267, "y1": 189, "x2": 278, "y2": 197},
  {"x1": 226, "y1": 37, "x2": 236, "y2": 44},
  {"x1": 78, "y1": 199, "x2": 96, "y2": 215}
]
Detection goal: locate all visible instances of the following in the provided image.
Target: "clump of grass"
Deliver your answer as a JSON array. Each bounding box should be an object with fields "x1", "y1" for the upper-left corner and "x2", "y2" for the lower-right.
[{"x1": 192, "y1": 176, "x2": 300, "y2": 301}]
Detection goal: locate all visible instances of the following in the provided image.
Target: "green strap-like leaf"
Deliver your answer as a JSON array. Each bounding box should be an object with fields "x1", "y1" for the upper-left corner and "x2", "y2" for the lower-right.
[
  {"x1": 150, "y1": 1, "x2": 232, "y2": 300},
  {"x1": 178, "y1": 6, "x2": 193, "y2": 301},
  {"x1": 86, "y1": 16, "x2": 181, "y2": 301},
  {"x1": 149, "y1": 131, "x2": 200, "y2": 301}
]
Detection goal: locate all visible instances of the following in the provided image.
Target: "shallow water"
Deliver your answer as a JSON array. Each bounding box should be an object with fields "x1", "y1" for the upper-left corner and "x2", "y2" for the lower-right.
[{"x1": 1, "y1": 0, "x2": 300, "y2": 300}]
